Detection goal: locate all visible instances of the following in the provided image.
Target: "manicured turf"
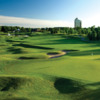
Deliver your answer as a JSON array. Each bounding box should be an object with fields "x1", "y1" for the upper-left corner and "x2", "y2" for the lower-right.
[{"x1": 0, "y1": 34, "x2": 100, "y2": 100}]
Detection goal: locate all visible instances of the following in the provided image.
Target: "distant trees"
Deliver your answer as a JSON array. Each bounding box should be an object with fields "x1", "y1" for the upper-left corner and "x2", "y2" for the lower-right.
[
  {"x1": 0, "y1": 26, "x2": 31, "y2": 35},
  {"x1": 87, "y1": 26, "x2": 100, "y2": 40},
  {"x1": 49, "y1": 27, "x2": 100, "y2": 41},
  {"x1": 1, "y1": 26, "x2": 8, "y2": 32},
  {"x1": 26, "y1": 28, "x2": 31, "y2": 32},
  {"x1": 0, "y1": 25, "x2": 100, "y2": 41}
]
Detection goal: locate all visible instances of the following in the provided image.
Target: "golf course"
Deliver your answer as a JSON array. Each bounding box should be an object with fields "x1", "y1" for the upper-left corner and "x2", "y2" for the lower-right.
[{"x1": 0, "y1": 34, "x2": 100, "y2": 100}]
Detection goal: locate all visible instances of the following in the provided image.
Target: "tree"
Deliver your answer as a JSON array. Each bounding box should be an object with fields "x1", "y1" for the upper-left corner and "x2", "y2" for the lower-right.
[
  {"x1": 92, "y1": 30, "x2": 97, "y2": 40},
  {"x1": 0, "y1": 26, "x2": 2, "y2": 31},
  {"x1": 21, "y1": 27, "x2": 26, "y2": 32},
  {"x1": 96, "y1": 29, "x2": 100, "y2": 40},
  {"x1": 26, "y1": 28, "x2": 31, "y2": 32},
  {"x1": 87, "y1": 30, "x2": 92, "y2": 40},
  {"x1": 1, "y1": 26, "x2": 8, "y2": 32}
]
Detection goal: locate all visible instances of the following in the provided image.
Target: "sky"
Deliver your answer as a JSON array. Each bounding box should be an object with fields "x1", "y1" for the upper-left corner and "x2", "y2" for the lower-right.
[{"x1": 0, "y1": 0, "x2": 100, "y2": 28}]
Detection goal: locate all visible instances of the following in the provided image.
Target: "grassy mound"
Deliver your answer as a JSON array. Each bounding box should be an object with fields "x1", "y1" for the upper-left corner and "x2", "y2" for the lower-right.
[
  {"x1": 8, "y1": 47, "x2": 30, "y2": 54},
  {"x1": 0, "y1": 43, "x2": 7, "y2": 46},
  {"x1": 0, "y1": 75, "x2": 99, "y2": 100},
  {"x1": 18, "y1": 54, "x2": 48, "y2": 60},
  {"x1": 0, "y1": 76, "x2": 31, "y2": 100},
  {"x1": 63, "y1": 49, "x2": 79, "y2": 52},
  {"x1": 0, "y1": 77, "x2": 26, "y2": 91},
  {"x1": 54, "y1": 78, "x2": 85, "y2": 94},
  {"x1": 47, "y1": 51, "x2": 62, "y2": 55},
  {"x1": 6, "y1": 39, "x2": 21, "y2": 43},
  {"x1": 13, "y1": 43, "x2": 54, "y2": 50}
]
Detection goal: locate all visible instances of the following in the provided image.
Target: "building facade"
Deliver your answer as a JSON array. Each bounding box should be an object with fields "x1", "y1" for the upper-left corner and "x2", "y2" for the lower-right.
[{"x1": 74, "y1": 18, "x2": 82, "y2": 28}]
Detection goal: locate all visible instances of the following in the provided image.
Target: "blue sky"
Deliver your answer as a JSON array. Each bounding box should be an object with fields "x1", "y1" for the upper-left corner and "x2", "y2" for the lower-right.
[{"x1": 0, "y1": 0, "x2": 100, "y2": 28}]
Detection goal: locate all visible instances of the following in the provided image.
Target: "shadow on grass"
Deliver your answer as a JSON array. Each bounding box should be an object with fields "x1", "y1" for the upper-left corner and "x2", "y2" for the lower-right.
[
  {"x1": 86, "y1": 82, "x2": 100, "y2": 87},
  {"x1": 54, "y1": 78, "x2": 84, "y2": 94},
  {"x1": 13, "y1": 43, "x2": 54, "y2": 50},
  {"x1": 78, "y1": 82, "x2": 100, "y2": 100},
  {"x1": 6, "y1": 40, "x2": 21, "y2": 43},
  {"x1": 40, "y1": 37, "x2": 87, "y2": 45},
  {"x1": 19, "y1": 56, "x2": 39, "y2": 60},
  {"x1": 0, "y1": 77, "x2": 24, "y2": 91},
  {"x1": 79, "y1": 88, "x2": 100, "y2": 100},
  {"x1": 95, "y1": 58, "x2": 100, "y2": 60},
  {"x1": 8, "y1": 47, "x2": 25, "y2": 54},
  {"x1": 54, "y1": 77, "x2": 100, "y2": 100},
  {"x1": 68, "y1": 49, "x2": 100, "y2": 56}
]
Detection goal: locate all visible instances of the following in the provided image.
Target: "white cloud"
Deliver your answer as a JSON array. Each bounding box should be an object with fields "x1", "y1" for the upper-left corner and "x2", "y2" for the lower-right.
[
  {"x1": 0, "y1": 15, "x2": 73, "y2": 28},
  {"x1": 81, "y1": 13, "x2": 100, "y2": 27},
  {"x1": 0, "y1": 15, "x2": 100, "y2": 28}
]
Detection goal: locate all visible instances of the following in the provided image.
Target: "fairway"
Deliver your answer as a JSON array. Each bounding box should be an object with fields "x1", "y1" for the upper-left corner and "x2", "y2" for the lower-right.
[{"x1": 0, "y1": 35, "x2": 100, "y2": 100}]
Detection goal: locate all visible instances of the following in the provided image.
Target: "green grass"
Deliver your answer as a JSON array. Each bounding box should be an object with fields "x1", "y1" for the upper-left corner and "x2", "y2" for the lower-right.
[{"x1": 0, "y1": 34, "x2": 100, "y2": 100}]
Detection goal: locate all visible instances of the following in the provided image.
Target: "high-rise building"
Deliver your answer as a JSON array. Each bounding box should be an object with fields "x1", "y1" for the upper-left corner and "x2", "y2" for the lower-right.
[{"x1": 74, "y1": 18, "x2": 82, "y2": 28}]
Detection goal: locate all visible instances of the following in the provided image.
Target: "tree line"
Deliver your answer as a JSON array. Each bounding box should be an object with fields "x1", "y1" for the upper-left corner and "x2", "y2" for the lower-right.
[
  {"x1": 0, "y1": 26, "x2": 100, "y2": 41},
  {"x1": 0, "y1": 26, "x2": 32, "y2": 33}
]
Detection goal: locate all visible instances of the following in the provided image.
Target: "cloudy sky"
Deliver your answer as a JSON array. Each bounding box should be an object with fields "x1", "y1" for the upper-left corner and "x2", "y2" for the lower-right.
[{"x1": 0, "y1": 0, "x2": 100, "y2": 28}]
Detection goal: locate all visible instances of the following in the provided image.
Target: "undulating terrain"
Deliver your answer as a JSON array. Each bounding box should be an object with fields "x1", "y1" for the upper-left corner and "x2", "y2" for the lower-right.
[{"x1": 0, "y1": 34, "x2": 100, "y2": 100}]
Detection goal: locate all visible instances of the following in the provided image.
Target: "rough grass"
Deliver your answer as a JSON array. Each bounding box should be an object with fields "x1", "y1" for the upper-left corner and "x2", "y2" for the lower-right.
[{"x1": 0, "y1": 75, "x2": 99, "y2": 100}]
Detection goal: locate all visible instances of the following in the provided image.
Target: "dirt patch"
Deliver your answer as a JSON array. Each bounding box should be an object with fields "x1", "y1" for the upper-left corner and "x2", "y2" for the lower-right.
[
  {"x1": 47, "y1": 49, "x2": 79, "y2": 58},
  {"x1": 47, "y1": 51, "x2": 67, "y2": 58}
]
